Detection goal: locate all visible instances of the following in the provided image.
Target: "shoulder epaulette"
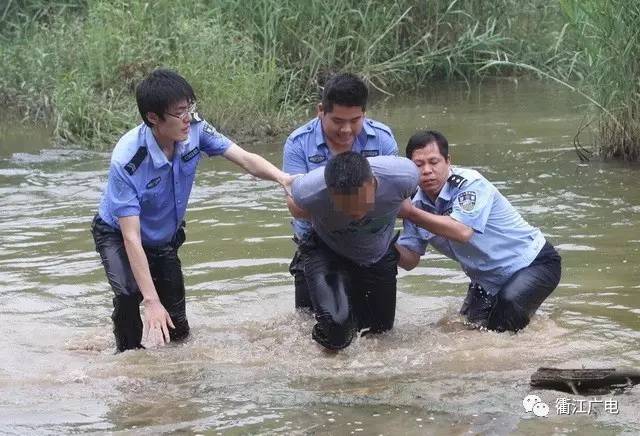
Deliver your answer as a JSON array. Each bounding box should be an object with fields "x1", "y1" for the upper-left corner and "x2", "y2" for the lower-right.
[
  {"x1": 447, "y1": 174, "x2": 467, "y2": 188},
  {"x1": 289, "y1": 123, "x2": 315, "y2": 141},
  {"x1": 366, "y1": 119, "x2": 393, "y2": 136},
  {"x1": 190, "y1": 112, "x2": 203, "y2": 124},
  {"x1": 124, "y1": 147, "x2": 148, "y2": 175}
]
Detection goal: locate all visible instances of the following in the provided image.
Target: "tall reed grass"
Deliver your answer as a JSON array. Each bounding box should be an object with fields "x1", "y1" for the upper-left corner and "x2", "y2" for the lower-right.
[
  {"x1": 1, "y1": 0, "x2": 563, "y2": 148},
  {"x1": 557, "y1": 0, "x2": 640, "y2": 161}
]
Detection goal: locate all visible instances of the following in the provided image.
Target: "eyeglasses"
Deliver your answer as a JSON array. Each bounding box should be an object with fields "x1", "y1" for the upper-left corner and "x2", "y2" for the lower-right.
[{"x1": 165, "y1": 102, "x2": 197, "y2": 121}]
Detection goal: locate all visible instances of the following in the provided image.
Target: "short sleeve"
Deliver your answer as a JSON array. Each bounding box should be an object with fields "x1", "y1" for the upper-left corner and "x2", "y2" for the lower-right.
[
  {"x1": 379, "y1": 130, "x2": 399, "y2": 156},
  {"x1": 397, "y1": 218, "x2": 429, "y2": 255},
  {"x1": 105, "y1": 163, "x2": 140, "y2": 218},
  {"x1": 291, "y1": 174, "x2": 309, "y2": 209},
  {"x1": 198, "y1": 121, "x2": 232, "y2": 156},
  {"x1": 396, "y1": 158, "x2": 420, "y2": 199},
  {"x1": 283, "y1": 136, "x2": 308, "y2": 174},
  {"x1": 449, "y1": 179, "x2": 495, "y2": 233}
]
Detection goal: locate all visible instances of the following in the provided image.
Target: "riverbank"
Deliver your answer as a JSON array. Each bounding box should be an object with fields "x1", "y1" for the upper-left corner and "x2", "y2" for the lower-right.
[
  {"x1": 4, "y1": 1, "x2": 640, "y2": 161},
  {"x1": 1, "y1": 0, "x2": 565, "y2": 149}
]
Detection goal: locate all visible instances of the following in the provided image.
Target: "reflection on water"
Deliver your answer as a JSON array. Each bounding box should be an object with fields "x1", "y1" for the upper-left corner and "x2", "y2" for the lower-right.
[{"x1": 1, "y1": 80, "x2": 639, "y2": 434}]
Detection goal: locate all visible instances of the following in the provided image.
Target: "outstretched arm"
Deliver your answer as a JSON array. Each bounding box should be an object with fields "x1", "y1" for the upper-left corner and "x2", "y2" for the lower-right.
[{"x1": 223, "y1": 143, "x2": 293, "y2": 190}]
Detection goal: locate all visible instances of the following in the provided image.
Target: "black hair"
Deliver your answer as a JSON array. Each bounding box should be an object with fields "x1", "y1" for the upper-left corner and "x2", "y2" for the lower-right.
[
  {"x1": 135, "y1": 68, "x2": 196, "y2": 127},
  {"x1": 324, "y1": 151, "x2": 374, "y2": 194},
  {"x1": 321, "y1": 72, "x2": 368, "y2": 113},
  {"x1": 406, "y1": 130, "x2": 449, "y2": 159}
]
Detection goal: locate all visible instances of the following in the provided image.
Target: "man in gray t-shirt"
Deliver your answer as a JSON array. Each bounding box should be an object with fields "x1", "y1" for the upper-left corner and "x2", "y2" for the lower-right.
[{"x1": 289, "y1": 152, "x2": 418, "y2": 350}]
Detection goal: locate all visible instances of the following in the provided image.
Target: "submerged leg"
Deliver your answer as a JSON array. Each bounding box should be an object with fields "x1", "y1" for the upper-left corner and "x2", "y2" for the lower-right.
[{"x1": 302, "y1": 237, "x2": 356, "y2": 350}]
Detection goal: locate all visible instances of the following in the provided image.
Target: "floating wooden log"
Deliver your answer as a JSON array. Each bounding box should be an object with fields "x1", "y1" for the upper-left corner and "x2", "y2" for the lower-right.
[{"x1": 530, "y1": 367, "x2": 640, "y2": 395}]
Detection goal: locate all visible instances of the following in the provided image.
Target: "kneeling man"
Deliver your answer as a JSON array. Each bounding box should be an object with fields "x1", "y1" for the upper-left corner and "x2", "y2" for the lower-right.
[
  {"x1": 396, "y1": 130, "x2": 562, "y2": 332},
  {"x1": 288, "y1": 152, "x2": 418, "y2": 350}
]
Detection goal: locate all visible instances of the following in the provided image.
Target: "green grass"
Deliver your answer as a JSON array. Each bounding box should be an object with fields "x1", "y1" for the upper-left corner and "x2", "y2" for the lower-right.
[
  {"x1": 556, "y1": 0, "x2": 640, "y2": 161},
  {"x1": 0, "y1": 0, "x2": 568, "y2": 149}
]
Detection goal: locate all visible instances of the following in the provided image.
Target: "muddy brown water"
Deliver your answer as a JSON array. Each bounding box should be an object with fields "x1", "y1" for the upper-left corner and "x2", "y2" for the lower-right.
[{"x1": 0, "y1": 80, "x2": 638, "y2": 435}]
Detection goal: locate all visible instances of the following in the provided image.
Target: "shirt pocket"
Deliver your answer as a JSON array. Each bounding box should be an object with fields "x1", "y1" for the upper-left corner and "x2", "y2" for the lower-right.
[
  {"x1": 180, "y1": 148, "x2": 201, "y2": 176},
  {"x1": 139, "y1": 175, "x2": 171, "y2": 212}
]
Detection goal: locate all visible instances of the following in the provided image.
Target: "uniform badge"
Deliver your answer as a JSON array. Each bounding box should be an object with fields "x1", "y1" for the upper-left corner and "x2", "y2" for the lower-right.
[
  {"x1": 308, "y1": 154, "x2": 326, "y2": 164},
  {"x1": 457, "y1": 191, "x2": 477, "y2": 212},
  {"x1": 361, "y1": 150, "x2": 379, "y2": 157},
  {"x1": 203, "y1": 122, "x2": 216, "y2": 136},
  {"x1": 182, "y1": 146, "x2": 200, "y2": 162},
  {"x1": 146, "y1": 176, "x2": 161, "y2": 189}
]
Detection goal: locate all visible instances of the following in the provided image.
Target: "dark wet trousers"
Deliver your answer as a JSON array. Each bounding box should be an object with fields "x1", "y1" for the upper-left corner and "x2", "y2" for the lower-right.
[
  {"x1": 298, "y1": 232, "x2": 399, "y2": 350},
  {"x1": 289, "y1": 239, "x2": 313, "y2": 309},
  {"x1": 460, "y1": 241, "x2": 562, "y2": 332},
  {"x1": 91, "y1": 214, "x2": 190, "y2": 352}
]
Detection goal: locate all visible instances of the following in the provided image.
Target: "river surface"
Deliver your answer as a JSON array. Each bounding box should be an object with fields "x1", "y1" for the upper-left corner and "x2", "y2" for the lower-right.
[{"x1": 0, "y1": 80, "x2": 639, "y2": 435}]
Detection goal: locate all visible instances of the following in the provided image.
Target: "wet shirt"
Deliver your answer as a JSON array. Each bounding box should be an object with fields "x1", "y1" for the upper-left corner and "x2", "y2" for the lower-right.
[
  {"x1": 283, "y1": 117, "x2": 398, "y2": 239},
  {"x1": 98, "y1": 117, "x2": 232, "y2": 246},
  {"x1": 397, "y1": 167, "x2": 546, "y2": 294},
  {"x1": 292, "y1": 156, "x2": 419, "y2": 266}
]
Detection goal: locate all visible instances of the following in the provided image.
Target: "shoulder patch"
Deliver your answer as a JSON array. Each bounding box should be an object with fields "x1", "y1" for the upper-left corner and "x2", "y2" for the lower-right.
[
  {"x1": 457, "y1": 191, "x2": 477, "y2": 212},
  {"x1": 182, "y1": 146, "x2": 200, "y2": 162},
  {"x1": 202, "y1": 122, "x2": 217, "y2": 136},
  {"x1": 146, "y1": 176, "x2": 161, "y2": 189},
  {"x1": 447, "y1": 174, "x2": 467, "y2": 188},
  {"x1": 190, "y1": 112, "x2": 203, "y2": 124},
  {"x1": 361, "y1": 149, "x2": 380, "y2": 158},
  {"x1": 124, "y1": 147, "x2": 148, "y2": 175},
  {"x1": 308, "y1": 154, "x2": 327, "y2": 164}
]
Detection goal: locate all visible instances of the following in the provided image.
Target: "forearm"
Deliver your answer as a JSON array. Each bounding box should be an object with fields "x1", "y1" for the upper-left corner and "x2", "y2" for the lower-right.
[
  {"x1": 122, "y1": 237, "x2": 159, "y2": 302},
  {"x1": 240, "y1": 152, "x2": 288, "y2": 185},
  {"x1": 407, "y1": 207, "x2": 474, "y2": 243},
  {"x1": 395, "y1": 243, "x2": 421, "y2": 270},
  {"x1": 286, "y1": 196, "x2": 311, "y2": 219}
]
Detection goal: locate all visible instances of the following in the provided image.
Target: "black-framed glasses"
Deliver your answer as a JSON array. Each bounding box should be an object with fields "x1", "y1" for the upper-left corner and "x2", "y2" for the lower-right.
[{"x1": 165, "y1": 102, "x2": 197, "y2": 121}]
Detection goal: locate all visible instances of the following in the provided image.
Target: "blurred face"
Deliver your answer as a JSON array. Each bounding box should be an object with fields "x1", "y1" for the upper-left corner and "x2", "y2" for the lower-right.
[
  {"x1": 410, "y1": 142, "x2": 450, "y2": 201},
  {"x1": 318, "y1": 103, "x2": 365, "y2": 153},
  {"x1": 148, "y1": 99, "x2": 193, "y2": 147},
  {"x1": 329, "y1": 178, "x2": 376, "y2": 221}
]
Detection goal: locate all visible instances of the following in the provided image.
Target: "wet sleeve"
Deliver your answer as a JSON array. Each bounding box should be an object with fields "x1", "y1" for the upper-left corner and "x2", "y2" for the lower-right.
[
  {"x1": 198, "y1": 121, "x2": 233, "y2": 156},
  {"x1": 283, "y1": 136, "x2": 308, "y2": 174},
  {"x1": 106, "y1": 164, "x2": 140, "y2": 218},
  {"x1": 449, "y1": 179, "x2": 495, "y2": 233},
  {"x1": 397, "y1": 218, "x2": 429, "y2": 255}
]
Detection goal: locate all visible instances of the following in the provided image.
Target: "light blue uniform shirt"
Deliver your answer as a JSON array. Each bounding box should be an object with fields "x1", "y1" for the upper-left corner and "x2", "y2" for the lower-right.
[
  {"x1": 283, "y1": 117, "x2": 398, "y2": 240},
  {"x1": 98, "y1": 117, "x2": 232, "y2": 246},
  {"x1": 397, "y1": 167, "x2": 546, "y2": 295},
  {"x1": 292, "y1": 156, "x2": 418, "y2": 266}
]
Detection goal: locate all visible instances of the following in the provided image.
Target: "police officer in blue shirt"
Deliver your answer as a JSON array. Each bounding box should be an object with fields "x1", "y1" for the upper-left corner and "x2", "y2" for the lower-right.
[
  {"x1": 283, "y1": 72, "x2": 398, "y2": 309},
  {"x1": 91, "y1": 69, "x2": 293, "y2": 352},
  {"x1": 395, "y1": 130, "x2": 562, "y2": 332}
]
